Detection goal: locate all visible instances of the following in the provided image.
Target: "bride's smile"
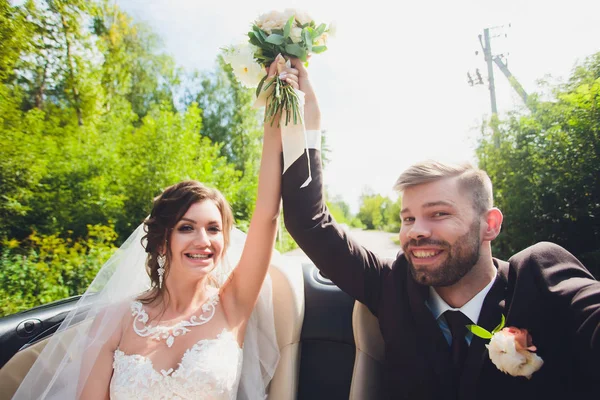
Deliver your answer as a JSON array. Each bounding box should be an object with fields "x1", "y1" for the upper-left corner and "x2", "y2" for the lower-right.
[{"x1": 170, "y1": 200, "x2": 225, "y2": 276}]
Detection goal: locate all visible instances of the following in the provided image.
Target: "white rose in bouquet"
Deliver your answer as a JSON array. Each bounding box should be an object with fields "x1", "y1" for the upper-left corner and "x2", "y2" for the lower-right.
[
  {"x1": 290, "y1": 27, "x2": 303, "y2": 44},
  {"x1": 256, "y1": 10, "x2": 288, "y2": 34},
  {"x1": 284, "y1": 8, "x2": 313, "y2": 26}
]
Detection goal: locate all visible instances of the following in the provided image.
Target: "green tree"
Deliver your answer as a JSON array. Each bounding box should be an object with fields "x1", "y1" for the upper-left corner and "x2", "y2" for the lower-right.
[
  {"x1": 0, "y1": 0, "x2": 289, "y2": 314},
  {"x1": 186, "y1": 55, "x2": 262, "y2": 173},
  {"x1": 94, "y1": 2, "x2": 180, "y2": 121},
  {"x1": 477, "y1": 52, "x2": 600, "y2": 278},
  {"x1": 357, "y1": 193, "x2": 386, "y2": 230},
  {"x1": 383, "y1": 196, "x2": 402, "y2": 233},
  {"x1": 116, "y1": 102, "x2": 244, "y2": 236},
  {"x1": 356, "y1": 189, "x2": 401, "y2": 232},
  {"x1": 0, "y1": 0, "x2": 31, "y2": 83}
]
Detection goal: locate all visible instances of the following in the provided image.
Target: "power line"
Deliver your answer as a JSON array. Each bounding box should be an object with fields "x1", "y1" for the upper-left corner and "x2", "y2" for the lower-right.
[{"x1": 468, "y1": 24, "x2": 530, "y2": 116}]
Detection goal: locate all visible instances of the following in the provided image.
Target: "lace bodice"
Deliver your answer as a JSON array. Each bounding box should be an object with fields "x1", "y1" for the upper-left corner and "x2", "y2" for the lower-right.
[{"x1": 110, "y1": 329, "x2": 243, "y2": 399}]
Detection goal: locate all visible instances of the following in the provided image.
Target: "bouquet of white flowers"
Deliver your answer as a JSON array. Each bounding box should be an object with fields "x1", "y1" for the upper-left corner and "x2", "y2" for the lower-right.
[{"x1": 222, "y1": 9, "x2": 333, "y2": 126}]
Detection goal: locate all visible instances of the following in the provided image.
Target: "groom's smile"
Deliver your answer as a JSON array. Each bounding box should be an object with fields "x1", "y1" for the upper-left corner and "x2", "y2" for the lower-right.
[{"x1": 408, "y1": 246, "x2": 447, "y2": 268}]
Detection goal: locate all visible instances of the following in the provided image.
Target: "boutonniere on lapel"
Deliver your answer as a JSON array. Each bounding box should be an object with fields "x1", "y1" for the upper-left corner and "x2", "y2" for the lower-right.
[{"x1": 466, "y1": 315, "x2": 543, "y2": 379}]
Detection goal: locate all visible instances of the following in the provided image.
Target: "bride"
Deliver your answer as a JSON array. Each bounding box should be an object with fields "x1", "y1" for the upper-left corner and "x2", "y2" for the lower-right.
[{"x1": 13, "y1": 56, "x2": 300, "y2": 400}]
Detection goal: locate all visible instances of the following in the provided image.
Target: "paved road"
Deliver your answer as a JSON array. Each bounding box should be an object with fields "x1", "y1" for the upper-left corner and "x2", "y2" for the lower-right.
[{"x1": 284, "y1": 227, "x2": 401, "y2": 262}]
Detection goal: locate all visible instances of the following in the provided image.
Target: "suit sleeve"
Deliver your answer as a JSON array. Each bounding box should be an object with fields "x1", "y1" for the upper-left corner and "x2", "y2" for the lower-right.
[
  {"x1": 281, "y1": 148, "x2": 391, "y2": 314},
  {"x1": 510, "y1": 242, "x2": 600, "y2": 371}
]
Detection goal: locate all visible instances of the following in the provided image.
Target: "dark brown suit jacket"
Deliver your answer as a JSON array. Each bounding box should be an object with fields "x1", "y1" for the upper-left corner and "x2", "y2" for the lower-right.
[{"x1": 282, "y1": 149, "x2": 600, "y2": 400}]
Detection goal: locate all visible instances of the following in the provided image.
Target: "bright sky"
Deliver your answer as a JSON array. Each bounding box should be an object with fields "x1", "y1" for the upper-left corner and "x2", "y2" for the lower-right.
[{"x1": 118, "y1": 0, "x2": 600, "y2": 212}]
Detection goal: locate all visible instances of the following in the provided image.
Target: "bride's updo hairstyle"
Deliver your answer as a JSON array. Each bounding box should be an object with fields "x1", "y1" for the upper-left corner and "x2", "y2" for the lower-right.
[{"x1": 141, "y1": 180, "x2": 234, "y2": 303}]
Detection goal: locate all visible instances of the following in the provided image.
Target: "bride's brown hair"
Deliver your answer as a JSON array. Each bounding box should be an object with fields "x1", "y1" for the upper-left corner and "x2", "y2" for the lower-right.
[{"x1": 140, "y1": 180, "x2": 234, "y2": 305}]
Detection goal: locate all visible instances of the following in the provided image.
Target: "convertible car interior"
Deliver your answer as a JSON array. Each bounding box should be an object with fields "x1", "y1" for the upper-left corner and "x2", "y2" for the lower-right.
[{"x1": 0, "y1": 260, "x2": 385, "y2": 400}]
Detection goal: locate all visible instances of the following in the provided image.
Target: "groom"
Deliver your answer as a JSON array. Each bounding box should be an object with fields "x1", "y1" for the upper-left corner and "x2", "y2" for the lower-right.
[{"x1": 281, "y1": 59, "x2": 600, "y2": 399}]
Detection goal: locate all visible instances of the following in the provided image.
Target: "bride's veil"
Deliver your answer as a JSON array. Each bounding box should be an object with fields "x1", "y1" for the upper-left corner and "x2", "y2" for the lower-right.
[{"x1": 12, "y1": 224, "x2": 280, "y2": 399}]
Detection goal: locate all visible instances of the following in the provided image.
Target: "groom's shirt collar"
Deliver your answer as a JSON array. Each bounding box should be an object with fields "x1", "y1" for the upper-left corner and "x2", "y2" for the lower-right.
[{"x1": 427, "y1": 270, "x2": 497, "y2": 325}]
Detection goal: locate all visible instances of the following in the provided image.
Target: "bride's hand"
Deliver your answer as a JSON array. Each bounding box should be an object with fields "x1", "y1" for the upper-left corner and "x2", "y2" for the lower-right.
[{"x1": 266, "y1": 54, "x2": 299, "y2": 90}]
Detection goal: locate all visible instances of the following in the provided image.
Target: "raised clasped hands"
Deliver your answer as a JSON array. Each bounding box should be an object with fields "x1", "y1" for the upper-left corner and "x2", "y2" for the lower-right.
[{"x1": 266, "y1": 55, "x2": 321, "y2": 131}]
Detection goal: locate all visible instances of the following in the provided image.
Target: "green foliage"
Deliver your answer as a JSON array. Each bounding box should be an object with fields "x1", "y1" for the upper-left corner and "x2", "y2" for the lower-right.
[
  {"x1": 326, "y1": 194, "x2": 363, "y2": 228},
  {"x1": 184, "y1": 55, "x2": 264, "y2": 224},
  {"x1": 466, "y1": 315, "x2": 505, "y2": 340},
  {"x1": 186, "y1": 55, "x2": 262, "y2": 173},
  {"x1": 477, "y1": 52, "x2": 600, "y2": 278},
  {"x1": 95, "y1": 4, "x2": 180, "y2": 121},
  {"x1": 327, "y1": 194, "x2": 351, "y2": 225},
  {"x1": 465, "y1": 324, "x2": 493, "y2": 340},
  {"x1": 274, "y1": 216, "x2": 298, "y2": 253},
  {"x1": 0, "y1": 224, "x2": 118, "y2": 317},
  {"x1": 0, "y1": 0, "x2": 279, "y2": 315},
  {"x1": 356, "y1": 191, "x2": 401, "y2": 232},
  {"x1": 0, "y1": 0, "x2": 30, "y2": 82}
]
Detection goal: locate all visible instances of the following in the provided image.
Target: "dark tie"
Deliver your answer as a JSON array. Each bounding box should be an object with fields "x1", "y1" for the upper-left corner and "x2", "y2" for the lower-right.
[{"x1": 444, "y1": 310, "x2": 471, "y2": 373}]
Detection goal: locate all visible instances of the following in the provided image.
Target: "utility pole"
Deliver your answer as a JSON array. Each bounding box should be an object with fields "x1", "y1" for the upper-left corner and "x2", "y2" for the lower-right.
[
  {"x1": 470, "y1": 24, "x2": 530, "y2": 115},
  {"x1": 480, "y1": 28, "x2": 498, "y2": 115},
  {"x1": 468, "y1": 25, "x2": 531, "y2": 147},
  {"x1": 492, "y1": 56, "x2": 528, "y2": 105}
]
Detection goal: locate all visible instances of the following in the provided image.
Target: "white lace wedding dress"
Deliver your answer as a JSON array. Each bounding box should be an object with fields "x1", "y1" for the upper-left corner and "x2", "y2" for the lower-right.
[{"x1": 109, "y1": 298, "x2": 243, "y2": 399}]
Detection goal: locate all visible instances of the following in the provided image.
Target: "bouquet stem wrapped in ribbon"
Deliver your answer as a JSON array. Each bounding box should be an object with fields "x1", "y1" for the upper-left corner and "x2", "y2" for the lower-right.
[{"x1": 222, "y1": 9, "x2": 333, "y2": 185}]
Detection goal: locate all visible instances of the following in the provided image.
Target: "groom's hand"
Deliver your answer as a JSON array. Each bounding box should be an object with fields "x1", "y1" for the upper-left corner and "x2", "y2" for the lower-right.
[{"x1": 290, "y1": 58, "x2": 321, "y2": 131}]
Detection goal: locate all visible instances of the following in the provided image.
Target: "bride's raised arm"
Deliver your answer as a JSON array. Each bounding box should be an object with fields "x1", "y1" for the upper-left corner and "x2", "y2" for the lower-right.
[{"x1": 220, "y1": 54, "x2": 299, "y2": 322}]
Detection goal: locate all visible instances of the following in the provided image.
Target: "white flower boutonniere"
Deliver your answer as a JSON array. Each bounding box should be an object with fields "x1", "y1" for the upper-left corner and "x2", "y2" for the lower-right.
[{"x1": 467, "y1": 315, "x2": 544, "y2": 379}]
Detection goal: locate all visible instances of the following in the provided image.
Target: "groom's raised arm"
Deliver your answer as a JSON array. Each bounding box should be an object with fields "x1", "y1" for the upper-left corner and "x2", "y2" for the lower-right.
[{"x1": 281, "y1": 130, "x2": 390, "y2": 314}]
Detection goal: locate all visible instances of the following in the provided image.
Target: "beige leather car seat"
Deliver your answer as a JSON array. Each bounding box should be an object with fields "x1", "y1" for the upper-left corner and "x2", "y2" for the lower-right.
[
  {"x1": 348, "y1": 301, "x2": 385, "y2": 400},
  {"x1": 0, "y1": 261, "x2": 305, "y2": 400},
  {"x1": 266, "y1": 257, "x2": 305, "y2": 399},
  {"x1": 0, "y1": 337, "x2": 49, "y2": 400}
]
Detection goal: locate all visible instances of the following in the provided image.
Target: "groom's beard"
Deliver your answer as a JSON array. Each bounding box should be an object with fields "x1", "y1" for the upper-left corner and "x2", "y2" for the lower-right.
[{"x1": 404, "y1": 220, "x2": 481, "y2": 287}]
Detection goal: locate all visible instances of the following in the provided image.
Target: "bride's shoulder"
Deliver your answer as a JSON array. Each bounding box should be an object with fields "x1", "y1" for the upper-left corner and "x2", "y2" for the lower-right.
[
  {"x1": 90, "y1": 293, "x2": 146, "y2": 331},
  {"x1": 82, "y1": 299, "x2": 134, "y2": 352}
]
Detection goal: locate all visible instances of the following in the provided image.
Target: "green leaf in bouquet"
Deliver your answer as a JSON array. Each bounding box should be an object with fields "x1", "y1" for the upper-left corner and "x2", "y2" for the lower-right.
[
  {"x1": 302, "y1": 28, "x2": 312, "y2": 52},
  {"x1": 253, "y1": 26, "x2": 268, "y2": 41},
  {"x1": 271, "y1": 28, "x2": 284, "y2": 35},
  {"x1": 255, "y1": 74, "x2": 269, "y2": 98},
  {"x1": 314, "y1": 23, "x2": 327, "y2": 38},
  {"x1": 248, "y1": 32, "x2": 262, "y2": 47},
  {"x1": 266, "y1": 34, "x2": 285, "y2": 45},
  {"x1": 311, "y1": 45, "x2": 327, "y2": 54},
  {"x1": 255, "y1": 55, "x2": 270, "y2": 65},
  {"x1": 283, "y1": 16, "x2": 295, "y2": 39},
  {"x1": 262, "y1": 75, "x2": 277, "y2": 92},
  {"x1": 284, "y1": 44, "x2": 307, "y2": 61}
]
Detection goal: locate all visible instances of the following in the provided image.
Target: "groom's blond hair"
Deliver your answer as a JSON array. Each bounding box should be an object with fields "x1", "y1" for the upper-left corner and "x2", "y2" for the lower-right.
[{"x1": 393, "y1": 160, "x2": 493, "y2": 215}]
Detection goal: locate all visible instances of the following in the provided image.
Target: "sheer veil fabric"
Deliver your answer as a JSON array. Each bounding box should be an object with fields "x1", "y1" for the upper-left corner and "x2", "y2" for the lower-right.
[{"x1": 12, "y1": 224, "x2": 280, "y2": 399}]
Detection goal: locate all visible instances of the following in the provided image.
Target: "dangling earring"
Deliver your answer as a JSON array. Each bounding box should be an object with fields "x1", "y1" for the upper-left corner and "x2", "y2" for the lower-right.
[{"x1": 157, "y1": 254, "x2": 166, "y2": 289}]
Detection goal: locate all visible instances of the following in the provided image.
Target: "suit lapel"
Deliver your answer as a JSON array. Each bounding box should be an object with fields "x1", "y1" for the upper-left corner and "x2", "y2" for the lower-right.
[{"x1": 459, "y1": 259, "x2": 510, "y2": 400}]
